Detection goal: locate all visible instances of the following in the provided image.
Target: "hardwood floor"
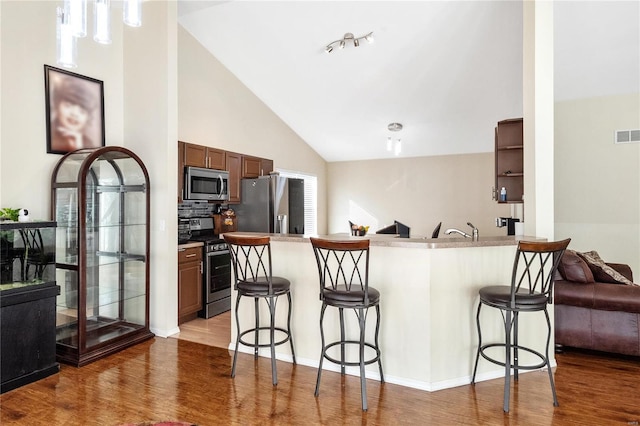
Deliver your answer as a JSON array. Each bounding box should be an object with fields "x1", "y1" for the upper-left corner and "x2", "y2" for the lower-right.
[
  {"x1": 2, "y1": 322, "x2": 639, "y2": 425},
  {"x1": 169, "y1": 311, "x2": 232, "y2": 349}
]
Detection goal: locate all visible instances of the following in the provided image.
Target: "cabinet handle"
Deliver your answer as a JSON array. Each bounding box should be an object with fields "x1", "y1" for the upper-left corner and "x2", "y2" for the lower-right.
[
  {"x1": 185, "y1": 253, "x2": 196, "y2": 258},
  {"x1": 178, "y1": 248, "x2": 186, "y2": 252}
]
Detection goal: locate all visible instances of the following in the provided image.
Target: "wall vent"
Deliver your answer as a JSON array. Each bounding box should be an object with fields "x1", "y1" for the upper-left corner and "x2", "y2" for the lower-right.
[{"x1": 615, "y1": 129, "x2": 640, "y2": 144}]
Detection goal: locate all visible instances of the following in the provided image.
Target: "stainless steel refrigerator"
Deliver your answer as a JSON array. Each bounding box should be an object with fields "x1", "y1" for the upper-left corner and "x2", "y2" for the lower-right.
[{"x1": 235, "y1": 176, "x2": 305, "y2": 234}]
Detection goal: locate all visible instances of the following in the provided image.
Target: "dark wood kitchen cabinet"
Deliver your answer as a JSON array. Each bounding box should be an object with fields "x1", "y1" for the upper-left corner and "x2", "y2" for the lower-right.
[
  {"x1": 51, "y1": 146, "x2": 154, "y2": 367},
  {"x1": 1, "y1": 221, "x2": 60, "y2": 393},
  {"x1": 183, "y1": 142, "x2": 226, "y2": 170},
  {"x1": 226, "y1": 151, "x2": 242, "y2": 204},
  {"x1": 494, "y1": 118, "x2": 523, "y2": 203},
  {"x1": 178, "y1": 246, "x2": 202, "y2": 324},
  {"x1": 242, "y1": 155, "x2": 273, "y2": 178}
]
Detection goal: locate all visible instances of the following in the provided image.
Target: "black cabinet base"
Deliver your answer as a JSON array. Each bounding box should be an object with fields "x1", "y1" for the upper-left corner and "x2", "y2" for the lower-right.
[{"x1": 1, "y1": 363, "x2": 59, "y2": 394}]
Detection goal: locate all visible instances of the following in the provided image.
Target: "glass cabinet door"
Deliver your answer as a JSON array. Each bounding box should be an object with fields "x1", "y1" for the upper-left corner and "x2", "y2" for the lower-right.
[{"x1": 51, "y1": 147, "x2": 153, "y2": 366}]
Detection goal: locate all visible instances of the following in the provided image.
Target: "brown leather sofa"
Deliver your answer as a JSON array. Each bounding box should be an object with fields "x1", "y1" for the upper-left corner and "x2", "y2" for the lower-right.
[{"x1": 554, "y1": 250, "x2": 640, "y2": 356}]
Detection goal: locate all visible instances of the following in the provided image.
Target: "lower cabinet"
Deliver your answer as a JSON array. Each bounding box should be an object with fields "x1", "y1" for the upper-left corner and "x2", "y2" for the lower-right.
[
  {"x1": 178, "y1": 246, "x2": 202, "y2": 324},
  {"x1": 1, "y1": 283, "x2": 60, "y2": 393}
]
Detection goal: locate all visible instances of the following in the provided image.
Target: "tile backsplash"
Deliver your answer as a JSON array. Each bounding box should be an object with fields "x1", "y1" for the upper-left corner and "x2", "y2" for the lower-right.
[{"x1": 178, "y1": 201, "x2": 217, "y2": 218}]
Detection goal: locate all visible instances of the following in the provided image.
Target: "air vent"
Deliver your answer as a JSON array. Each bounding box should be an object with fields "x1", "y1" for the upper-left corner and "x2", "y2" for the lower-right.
[{"x1": 615, "y1": 129, "x2": 640, "y2": 144}]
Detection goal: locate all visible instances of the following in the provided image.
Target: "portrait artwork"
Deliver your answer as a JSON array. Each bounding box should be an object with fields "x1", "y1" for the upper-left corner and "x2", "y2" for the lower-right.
[{"x1": 44, "y1": 65, "x2": 105, "y2": 154}]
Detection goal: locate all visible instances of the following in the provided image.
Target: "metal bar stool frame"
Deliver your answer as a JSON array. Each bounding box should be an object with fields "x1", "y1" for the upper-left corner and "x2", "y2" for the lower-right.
[
  {"x1": 224, "y1": 234, "x2": 296, "y2": 386},
  {"x1": 310, "y1": 237, "x2": 384, "y2": 411},
  {"x1": 471, "y1": 238, "x2": 571, "y2": 412}
]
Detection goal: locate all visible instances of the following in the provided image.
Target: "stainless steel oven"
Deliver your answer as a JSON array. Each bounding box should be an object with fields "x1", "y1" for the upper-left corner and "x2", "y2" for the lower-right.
[
  {"x1": 200, "y1": 240, "x2": 231, "y2": 318},
  {"x1": 187, "y1": 217, "x2": 231, "y2": 318}
]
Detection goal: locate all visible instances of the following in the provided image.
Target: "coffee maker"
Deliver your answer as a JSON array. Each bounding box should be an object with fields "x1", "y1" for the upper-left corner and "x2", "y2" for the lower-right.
[{"x1": 496, "y1": 217, "x2": 520, "y2": 235}]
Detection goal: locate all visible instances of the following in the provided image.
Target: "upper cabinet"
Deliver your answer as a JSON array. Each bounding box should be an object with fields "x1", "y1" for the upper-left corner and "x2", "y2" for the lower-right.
[
  {"x1": 225, "y1": 152, "x2": 242, "y2": 204},
  {"x1": 178, "y1": 141, "x2": 273, "y2": 204},
  {"x1": 183, "y1": 142, "x2": 225, "y2": 170},
  {"x1": 494, "y1": 118, "x2": 523, "y2": 203}
]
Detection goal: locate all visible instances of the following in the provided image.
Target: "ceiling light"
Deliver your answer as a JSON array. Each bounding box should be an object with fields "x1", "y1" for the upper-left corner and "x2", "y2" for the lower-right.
[
  {"x1": 387, "y1": 123, "x2": 403, "y2": 156},
  {"x1": 56, "y1": 6, "x2": 77, "y2": 68},
  {"x1": 93, "y1": 0, "x2": 112, "y2": 44},
  {"x1": 325, "y1": 31, "x2": 374, "y2": 53}
]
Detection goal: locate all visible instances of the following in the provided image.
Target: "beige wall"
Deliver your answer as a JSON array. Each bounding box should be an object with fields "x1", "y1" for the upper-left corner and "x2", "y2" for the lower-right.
[
  {"x1": 327, "y1": 153, "x2": 513, "y2": 238},
  {"x1": 0, "y1": 1, "x2": 180, "y2": 336},
  {"x1": 0, "y1": 1, "x2": 124, "y2": 220},
  {"x1": 555, "y1": 93, "x2": 640, "y2": 274},
  {"x1": 177, "y1": 27, "x2": 328, "y2": 233}
]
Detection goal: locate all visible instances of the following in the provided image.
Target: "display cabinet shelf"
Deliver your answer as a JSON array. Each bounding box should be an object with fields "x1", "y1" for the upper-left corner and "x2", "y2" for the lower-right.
[{"x1": 51, "y1": 146, "x2": 154, "y2": 367}]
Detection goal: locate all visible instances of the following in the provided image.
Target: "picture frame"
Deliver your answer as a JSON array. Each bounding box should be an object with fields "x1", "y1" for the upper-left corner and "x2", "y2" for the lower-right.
[{"x1": 44, "y1": 65, "x2": 105, "y2": 154}]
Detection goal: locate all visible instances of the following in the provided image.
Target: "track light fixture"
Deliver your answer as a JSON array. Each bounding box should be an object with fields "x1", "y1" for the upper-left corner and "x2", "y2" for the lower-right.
[
  {"x1": 325, "y1": 31, "x2": 373, "y2": 53},
  {"x1": 387, "y1": 123, "x2": 403, "y2": 156}
]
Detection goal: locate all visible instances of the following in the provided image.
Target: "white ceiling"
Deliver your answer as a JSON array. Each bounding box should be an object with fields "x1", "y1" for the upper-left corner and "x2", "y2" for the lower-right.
[{"x1": 177, "y1": 1, "x2": 640, "y2": 162}]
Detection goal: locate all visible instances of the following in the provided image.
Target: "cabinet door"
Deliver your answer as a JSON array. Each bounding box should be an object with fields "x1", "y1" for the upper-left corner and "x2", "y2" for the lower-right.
[
  {"x1": 242, "y1": 156, "x2": 262, "y2": 178},
  {"x1": 261, "y1": 158, "x2": 274, "y2": 176},
  {"x1": 207, "y1": 148, "x2": 226, "y2": 170},
  {"x1": 178, "y1": 259, "x2": 202, "y2": 321},
  {"x1": 184, "y1": 143, "x2": 207, "y2": 168},
  {"x1": 226, "y1": 152, "x2": 242, "y2": 203}
]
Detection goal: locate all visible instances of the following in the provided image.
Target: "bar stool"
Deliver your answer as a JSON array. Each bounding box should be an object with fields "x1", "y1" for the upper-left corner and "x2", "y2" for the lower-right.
[
  {"x1": 223, "y1": 234, "x2": 295, "y2": 386},
  {"x1": 471, "y1": 238, "x2": 571, "y2": 412},
  {"x1": 309, "y1": 237, "x2": 384, "y2": 411}
]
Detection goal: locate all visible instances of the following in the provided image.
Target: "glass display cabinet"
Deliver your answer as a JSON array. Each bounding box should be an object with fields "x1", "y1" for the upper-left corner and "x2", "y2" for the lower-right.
[
  {"x1": 0, "y1": 220, "x2": 60, "y2": 392},
  {"x1": 51, "y1": 146, "x2": 154, "y2": 366}
]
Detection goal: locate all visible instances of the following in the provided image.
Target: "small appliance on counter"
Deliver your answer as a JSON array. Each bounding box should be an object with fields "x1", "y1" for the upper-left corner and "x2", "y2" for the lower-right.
[
  {"x1": 178, "y1": 219, "x2": 191, "y2": 244},
  {"x1": 496, "y1": 217, "x2": 520, "y2": 235}
]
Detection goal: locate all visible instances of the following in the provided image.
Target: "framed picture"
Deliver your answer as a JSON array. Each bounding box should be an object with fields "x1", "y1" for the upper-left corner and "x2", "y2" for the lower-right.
[{"x1": 44, "y1": 65, "x2": 105, "y2": 154}]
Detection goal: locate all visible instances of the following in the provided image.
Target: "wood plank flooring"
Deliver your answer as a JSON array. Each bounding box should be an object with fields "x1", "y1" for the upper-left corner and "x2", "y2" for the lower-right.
[
  {"x1": 2, "y1": 318, "x2": 639, "y2": 425},
  {"x1": 169, "y1": 311, "x2": 232, "y2": 349}
]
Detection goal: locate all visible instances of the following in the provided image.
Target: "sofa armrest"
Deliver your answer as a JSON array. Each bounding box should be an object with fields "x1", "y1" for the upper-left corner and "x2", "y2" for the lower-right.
[{"x1": 606, "y1": 263, "x2": 633, "y2": 282}]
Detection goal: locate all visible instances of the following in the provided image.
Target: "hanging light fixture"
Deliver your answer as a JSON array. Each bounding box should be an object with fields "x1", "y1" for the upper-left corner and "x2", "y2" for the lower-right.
[
  {"x1": 93, "y1": 0, "x2": 112, "y2": 44},
  {"x1": 56, "y1": 6, "x2": 77, "y2": 68},
  {"x1": 325, "y1": 31, "x2": 373, "y2": 53},
  {"x1": 56, "y1": 0, "x2": 143, "y2": 68},
  {"x1": 65, "y1": 0, "x2": 87, "y2": 37},
  {"x1": 387, "y1": 123, "x2": 403, "y2": 156},
  {"x1": 123, "y1": 0, "x2": 142, "y2": 27}
]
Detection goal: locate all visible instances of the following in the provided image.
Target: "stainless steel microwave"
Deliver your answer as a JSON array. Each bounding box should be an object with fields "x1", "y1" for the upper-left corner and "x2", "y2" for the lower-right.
[{"x1": 184, "y1": 166, "x2": 229, "y2": 201}]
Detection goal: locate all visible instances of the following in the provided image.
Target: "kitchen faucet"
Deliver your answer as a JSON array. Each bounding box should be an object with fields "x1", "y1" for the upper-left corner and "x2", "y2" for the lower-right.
[{"x1": 444, "y1": 222, "x2": 479, "y2": 241}]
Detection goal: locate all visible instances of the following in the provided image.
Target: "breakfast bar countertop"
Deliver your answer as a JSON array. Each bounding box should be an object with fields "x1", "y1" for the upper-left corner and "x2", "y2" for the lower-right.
[{"x1": 222, "y1": 232, "x2": 544, "y2": 249}]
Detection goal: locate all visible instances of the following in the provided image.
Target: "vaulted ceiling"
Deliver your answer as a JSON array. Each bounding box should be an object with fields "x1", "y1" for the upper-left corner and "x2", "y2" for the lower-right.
[{"x1": 177, "y1": 1, "x2": 640, "y2": 162}]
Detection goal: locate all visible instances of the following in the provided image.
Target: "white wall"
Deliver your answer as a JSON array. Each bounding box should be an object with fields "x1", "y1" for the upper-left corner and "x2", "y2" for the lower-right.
[
  {"x1": 123, "y1": 2, "x2": 179, "y2": 337},
  {"x1": 555, "y1": 93, "x2": 640, "y2": 274},
  {"x1": 0, "y1": 1, "x2": 124, "y2": 219},
  {"x1": 177, "y1": 26, "x2": 328, "y2": 233},
  {"x1": 327, "y1": 153, "x2": 513, "y2": 238},
  {"x1": 0, "y1": 1, "x2": 179, "y2": 337}
]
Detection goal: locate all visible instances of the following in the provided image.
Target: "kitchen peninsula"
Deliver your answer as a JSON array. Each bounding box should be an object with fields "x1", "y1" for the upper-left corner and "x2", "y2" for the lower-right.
[{"x1": 226, "y1": 233, "x2": 548, "y2": 392}]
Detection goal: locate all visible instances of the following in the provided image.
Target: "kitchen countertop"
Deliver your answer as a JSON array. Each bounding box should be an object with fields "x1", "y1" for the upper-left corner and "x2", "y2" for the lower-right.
[
  {"x1": 220, "y1": 232, "x2": 545, "y2": 249},
  {"x1": 178, "y1": 241, "x2": 204, "y2": 250}
]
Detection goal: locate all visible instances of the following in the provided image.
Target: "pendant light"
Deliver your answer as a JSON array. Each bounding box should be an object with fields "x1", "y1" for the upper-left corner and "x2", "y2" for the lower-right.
[
  {"x1": 65, "y1": 0, "x2": 87, "y2": 38},
  {"x1": 56, "y1": 6, "x2": 77, "y2": 68},
  {"x1": 93, "y1": 0, "x2": 112, "y2": 44},
  {"x1": 123, "y1": 0, "x2": 142, "y2": 27}
]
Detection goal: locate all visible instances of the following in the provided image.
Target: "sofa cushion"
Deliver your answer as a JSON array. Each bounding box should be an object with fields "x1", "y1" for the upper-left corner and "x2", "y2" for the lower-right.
[
  {"x1": 558, "y1": 250, "x2": 594, "y2": 283},
  {"x1": 577, "y1": 251, "x2": 636, "y2": 286},
  {"x1": 554, "y1": 281, "x2": 596, "y2": 308}
]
